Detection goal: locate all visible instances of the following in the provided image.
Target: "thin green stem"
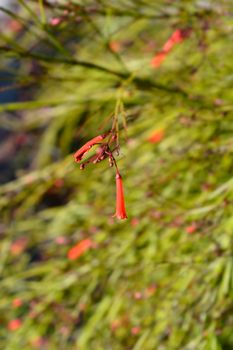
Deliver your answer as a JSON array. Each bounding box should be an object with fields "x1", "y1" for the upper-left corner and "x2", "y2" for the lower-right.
[{"x1": 38, "y1": 0, "x2": 46, "y2": 24}]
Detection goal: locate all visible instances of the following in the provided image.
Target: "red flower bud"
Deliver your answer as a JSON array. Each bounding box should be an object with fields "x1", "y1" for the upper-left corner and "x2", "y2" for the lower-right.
[
  {"x1": 114, "y1": 173, "x2": 127, "y2": 220},
  {"x1": 74, "y1": 134, "x2": 107, "y2": 162}
]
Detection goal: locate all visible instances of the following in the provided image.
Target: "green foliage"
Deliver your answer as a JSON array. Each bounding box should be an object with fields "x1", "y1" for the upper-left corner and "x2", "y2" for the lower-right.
[{"x1": 0, "y1": 0, "x2": 233, "y2": 349}]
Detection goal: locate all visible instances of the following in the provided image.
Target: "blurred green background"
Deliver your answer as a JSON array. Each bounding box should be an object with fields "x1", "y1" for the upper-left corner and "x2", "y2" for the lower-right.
[{"x1": 0, "y1": 1, "x2": 233, "y2": 349}]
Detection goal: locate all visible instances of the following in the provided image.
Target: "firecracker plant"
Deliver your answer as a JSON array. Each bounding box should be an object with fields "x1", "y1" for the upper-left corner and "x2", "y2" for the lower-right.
[{"x1": 0, "y1": 1, "x2": 233, "y2": 350}]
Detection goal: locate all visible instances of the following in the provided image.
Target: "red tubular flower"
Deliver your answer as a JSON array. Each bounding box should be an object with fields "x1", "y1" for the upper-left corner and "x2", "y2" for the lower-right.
[
  {"x1": 74, "y1": 134, "x2": 107, "y2": 162},
  {"x1": 114, "y1": 172, "x2": 127, "y2": 220},
  {"x1": 67, "y1": 238, "x2": 93, "y2": 260},
  {"x1": 151, "y1": 29, "x2": 191, "y2": 69},
  {"x1": 163, "y1": 29, "x2": 185, "y2": 52}
]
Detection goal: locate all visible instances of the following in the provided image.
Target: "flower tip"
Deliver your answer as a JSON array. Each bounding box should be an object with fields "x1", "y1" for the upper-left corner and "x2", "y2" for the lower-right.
[
  {"x1": 114, "y1": 213, "x2": 128, "y2": 220},
  {"x1": 150, "y1": 52, "x2": 167, "y2": 68}
]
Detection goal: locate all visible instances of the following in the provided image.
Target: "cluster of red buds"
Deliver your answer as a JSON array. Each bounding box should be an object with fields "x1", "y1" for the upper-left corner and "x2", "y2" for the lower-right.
[
  {"x1": 73, "y1": 131, "x2": 127, "y2": 220},
  {"x1": 151, "y1": 28, "x2": 191, "y2": 68}
]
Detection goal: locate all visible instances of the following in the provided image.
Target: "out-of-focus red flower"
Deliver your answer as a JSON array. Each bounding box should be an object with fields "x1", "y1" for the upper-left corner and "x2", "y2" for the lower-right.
[
  {"x1": 10, "y1": 237, "x2": 28, "y2": 256},
  {"x1": 49, "y1": 17, "x2": 62, "y2": 26},
  {"x1": 110, "y1": 315, "x2": 129, "y2": 332},
  {"x1": 55, "y1": 236, "x2": 68, "y2": 245},
  {"x1": 133, "y1": 291, "x2": 143, "y2": 300},
  {"x1": 144, "y1": 284, "x2": 157, "y2": 298},
  {"x1": 114, "y1": 172, "x2": 127, "y2": 220},
  {"x1": 31, "y1": 337, "x2": 47, "y2": 348},
  {"x1": 67, "y1": 239, "x2": 93, "y2": 260},
  {"x1": 53, "y1": 179, "x2": 64, "y2": 188},
  {"x1": 131, "y1": 218, "x2": 139, "y2": 227},
  {"x1": 163, "y1": 29, "x2": 186, "y2": 52},
  {"x1": 131, "y1": 326, "x2": 141, "y2": 335},
  {"x1": 185, "y1": 224, "x2": 197, "y2": 234},
  {"x1": 111, "y1": 319, "x2": 121, "y2": 332},
  {"x1": 148, "y1": 129, "x2": 164, "y2": 143},
  {"x1": 59, "y1": 326, "x2": 70, "y2": 336},
  {"x1": 109, "y1": 41, "x2": 122, "y2": 52},
  {"x1": 8, "y1": 20, "x2": 23, "y2": 33},
  {"x1": 151, "y1": 29, "x2": 191, "y2": 68},
  {"x1": 12, "y1": 298, "x2": 23, "y2": 308},
  {"x1": 151, "y1": 209, "x2": 163, "y2": 219},
  {"x1": 170, "y1": 216, "x2": 183, "y2": 228},
  {"x1": 79, "y1": 303, "x2": 87, "y2": 311},
  {"x1": 7, "y1": 319, "x2": 22, "y2": 331},
  {"x1": 74, "y1": 134, "x2": 107, "y2": 163}
]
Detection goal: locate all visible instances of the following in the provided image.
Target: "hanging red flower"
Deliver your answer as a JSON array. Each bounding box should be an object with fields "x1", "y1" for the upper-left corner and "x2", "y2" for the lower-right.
[
  {"x1": 73, "y1": 129, "x2": 128, "y2": 220},
  {"x1": 114, "y1": 172, "x2": 127, "y2": 220}
]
